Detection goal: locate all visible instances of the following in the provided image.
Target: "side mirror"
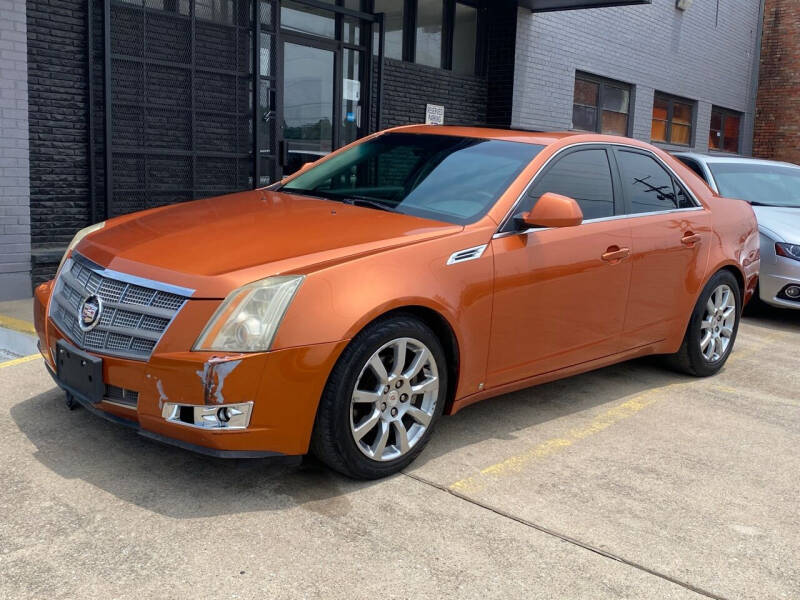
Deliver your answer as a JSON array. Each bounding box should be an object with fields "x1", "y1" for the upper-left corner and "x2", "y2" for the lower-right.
[{"x1": 516, "y1": 192, "x2": 583, "y2": 229}]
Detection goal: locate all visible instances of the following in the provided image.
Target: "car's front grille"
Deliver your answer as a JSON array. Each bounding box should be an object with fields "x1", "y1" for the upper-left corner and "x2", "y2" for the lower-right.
[
  {"x1": 49, "y1": 254, "x2": 190, "y2": 360},
  {"x1": 104, "y1": 384, "x2": 139, "y2": 409}
]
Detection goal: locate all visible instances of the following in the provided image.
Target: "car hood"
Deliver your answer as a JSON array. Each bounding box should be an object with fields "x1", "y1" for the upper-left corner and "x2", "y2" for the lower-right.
[
  {"x1": 77, "y1": 189, "x2": 463, "y2": 298},
  {"x1": 753, "y1": 206, "x2": 800, "y2": 242}
]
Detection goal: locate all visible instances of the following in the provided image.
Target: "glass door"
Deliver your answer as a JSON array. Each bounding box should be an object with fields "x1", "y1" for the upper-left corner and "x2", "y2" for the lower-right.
[{"x1": 281, "y1": 39, "x2": 336, "y2": 176}]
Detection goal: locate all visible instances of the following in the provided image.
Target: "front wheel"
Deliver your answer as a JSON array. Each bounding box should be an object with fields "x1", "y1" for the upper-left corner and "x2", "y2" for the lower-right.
[
  {"x1": 669, "y1": 270, "x2": 741, "y2": 377},
  {"x1": 311, "y1": 315, "x2": 447, "y2": 479}
]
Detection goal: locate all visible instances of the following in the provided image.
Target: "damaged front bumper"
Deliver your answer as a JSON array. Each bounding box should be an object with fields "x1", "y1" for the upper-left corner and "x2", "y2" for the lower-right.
[{"x1": 35, "y1": 282, "x2": 349, "y2": 459}]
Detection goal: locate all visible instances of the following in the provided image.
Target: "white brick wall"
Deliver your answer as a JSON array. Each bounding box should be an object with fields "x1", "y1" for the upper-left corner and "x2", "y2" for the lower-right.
[
  {"x1": 0, "y1": 0, "x2": 31, "y2": 299},
  {"x1": 512, "y1": 0, "x2": 762, "y2": 155}
]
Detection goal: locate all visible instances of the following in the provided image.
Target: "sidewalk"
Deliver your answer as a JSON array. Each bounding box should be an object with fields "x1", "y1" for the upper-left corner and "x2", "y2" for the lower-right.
[{"x1": 0, "y1": 298, "x2": 37, "y2": 361}]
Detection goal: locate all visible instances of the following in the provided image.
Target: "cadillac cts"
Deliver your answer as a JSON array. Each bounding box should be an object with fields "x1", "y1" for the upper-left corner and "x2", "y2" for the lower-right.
[{"x1": 33, "y1": 126, "x2": 760, "y2": 479}]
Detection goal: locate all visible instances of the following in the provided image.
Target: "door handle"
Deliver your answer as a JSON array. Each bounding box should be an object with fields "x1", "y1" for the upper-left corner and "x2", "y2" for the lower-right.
[
  {"x1": 601, "y1": 246, "x2": 630, "y2": 263},
  {"x1": 681, "y1": 232, "x2": 701, "y2": 247}
]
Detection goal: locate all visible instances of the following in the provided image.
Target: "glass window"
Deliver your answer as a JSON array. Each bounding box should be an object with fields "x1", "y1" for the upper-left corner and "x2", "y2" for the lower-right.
[
  {"x1": 416, "y1": 0, "x2": 443, "y2": 68},
  {"x1": 709, "y1": 107, "x2": 742, "y2": 154},
  {"x1": 526, "y1": 149, "x2": 615, "y2": 220},
  {"x1": 708, "y1": 163, "x2": 800, "y2": 208},
  {"x1": 373, "y1": 0, "x2": 404, "y2": 60},
  {"x1": 452, "y1": 3, "x2": 478, "y2": 75},
  {"x1": 651, "y1": 93, "x2": 695, "y2": 146},
  {"x1": 281, "y1": 133, "x2": 543, "y2": 225},
  {"x1": 677, "y1": 157, "x2": 708, "y2": 182},
  {"x1": 281, "y1": 0, "x2": 335, "y2": 38},
  {"x1": 616, "y1": 150, "x2": 690, "y2": 214},
  {"x1": 572, "y1": 73, "x2": 630, "y2": 136}
]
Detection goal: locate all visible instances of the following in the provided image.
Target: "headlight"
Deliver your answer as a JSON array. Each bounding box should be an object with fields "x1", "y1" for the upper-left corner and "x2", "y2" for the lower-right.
[
  {"x1": 193, "y1": 275, "x2": 304, "y2": 352},
  {"x1": 776, "y1": 243, "x2": 800, "y2": 262},
  {"x1": 58, "y1": 222, "x2": 106, "y2": 274}
]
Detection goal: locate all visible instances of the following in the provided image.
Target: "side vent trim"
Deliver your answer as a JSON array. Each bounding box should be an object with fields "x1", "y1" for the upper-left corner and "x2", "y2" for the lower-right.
[{"x1": 446, "y1": 244, "x2": 488, "y2": 266}]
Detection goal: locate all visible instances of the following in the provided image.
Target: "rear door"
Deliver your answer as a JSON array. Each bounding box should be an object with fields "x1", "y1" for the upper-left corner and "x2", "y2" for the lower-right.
[
  {"x1": 611, "y1": 147, "x2": 712, "y2": 349},
  {"x1": 487, "y1": 146, "x2": 633, "y2": 387}
]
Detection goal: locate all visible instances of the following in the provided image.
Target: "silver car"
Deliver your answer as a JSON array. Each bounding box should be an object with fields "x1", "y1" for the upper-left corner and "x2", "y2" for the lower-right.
[{"x1": 674, "y1": 153, "x2": 800, "y2": 310}]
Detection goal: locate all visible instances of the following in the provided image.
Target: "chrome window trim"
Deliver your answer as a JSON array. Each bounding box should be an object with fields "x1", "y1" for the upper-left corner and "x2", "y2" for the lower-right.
[
  {"x1": 495, "y1": 141, "x2": 704, "y2": 236},
  {"x1": 492, "y1": 206, "x2": 705, "y2": 239},
  {"x1": 74, "y1": 253, "x2": 196, "y2": 298}
]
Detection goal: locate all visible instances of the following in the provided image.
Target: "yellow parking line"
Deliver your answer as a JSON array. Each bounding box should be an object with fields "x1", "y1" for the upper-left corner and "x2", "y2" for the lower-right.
[
  {"x1": 0, "y1": 315, "x2": 36, "y2": 335},
  {"x1": 449, "y1": 385, "x2": 680, "y2": 494},
  {"x1": 0, "y1": 354, "x2": 41, "y2": 369}
]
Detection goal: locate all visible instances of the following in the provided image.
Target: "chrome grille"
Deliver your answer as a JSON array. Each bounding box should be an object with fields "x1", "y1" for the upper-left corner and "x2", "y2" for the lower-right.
[{"x1": 49, "y1": 254, "x2": 191, "y2": 360}]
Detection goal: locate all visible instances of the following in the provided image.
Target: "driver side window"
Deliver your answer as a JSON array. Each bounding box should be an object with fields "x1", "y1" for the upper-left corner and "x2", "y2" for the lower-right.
[{"x1": 524, "y1": 148, "x2": 616, "y2": 221}]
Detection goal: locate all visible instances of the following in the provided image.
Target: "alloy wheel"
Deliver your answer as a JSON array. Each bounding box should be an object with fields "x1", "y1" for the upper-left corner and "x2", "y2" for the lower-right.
[
  {"x1": 350, "y1": 337, "x2": 439, "y2": 462},
  {"x1": 699, "y1": 284, "x2": 737, "y2": 362}
]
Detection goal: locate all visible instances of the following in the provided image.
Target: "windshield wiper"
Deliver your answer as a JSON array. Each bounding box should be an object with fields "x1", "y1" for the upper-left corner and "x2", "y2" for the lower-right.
[{"x1": 278, "y1": 188, "x2": 396, "y2": 213}]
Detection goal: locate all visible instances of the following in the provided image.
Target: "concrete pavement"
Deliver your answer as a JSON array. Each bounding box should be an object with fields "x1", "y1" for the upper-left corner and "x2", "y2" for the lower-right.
[{"x1": 1, "y1": 308, "x2": 798, "y2": 599}]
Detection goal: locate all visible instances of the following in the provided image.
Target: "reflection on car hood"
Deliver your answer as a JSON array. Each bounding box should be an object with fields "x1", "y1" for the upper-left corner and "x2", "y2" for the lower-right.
[
  {"x1": 753, "y1": 206, "x2": 800, "y2": 243},
  {"x1": 76, "y1": 189, "x2": 463, "y2": 297}
]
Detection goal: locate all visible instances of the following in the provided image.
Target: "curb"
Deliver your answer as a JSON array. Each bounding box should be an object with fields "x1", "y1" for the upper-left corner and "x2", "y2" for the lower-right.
[{"x1": 0, "y1": 314, "x2": 36, "y2": 335}]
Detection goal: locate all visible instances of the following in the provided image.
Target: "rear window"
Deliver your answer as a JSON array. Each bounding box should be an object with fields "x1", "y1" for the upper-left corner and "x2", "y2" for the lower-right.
[{"x1": 280, "y1": 132, "x2": 544, "y2": 225}]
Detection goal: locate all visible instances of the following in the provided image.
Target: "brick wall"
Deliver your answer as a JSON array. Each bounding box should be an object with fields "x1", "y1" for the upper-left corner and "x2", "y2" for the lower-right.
[
  {"x1": 512, "y1": 0, "x2": 762, "y2": 155},
  {"x1": 27, "y1": 0, "x2": 90, "y2": 285},
  {"x1": 375, "y1": 58, "x2": 488, "y2": 129},
  {"x1": 0, "y1": 0, "x2": 32, "y2": 300},
  {"x1": 754, "y1": 0, "x2": 800, "y2": 164}
]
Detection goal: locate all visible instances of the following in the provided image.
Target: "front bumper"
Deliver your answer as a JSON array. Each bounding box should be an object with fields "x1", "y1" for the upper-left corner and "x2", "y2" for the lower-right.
[
  {"x1": 758, "y1": 245, "x2": 800, "y2": 310},
  {"x1": 35, "y1": 282, "x2": 349, "y2": 457}
]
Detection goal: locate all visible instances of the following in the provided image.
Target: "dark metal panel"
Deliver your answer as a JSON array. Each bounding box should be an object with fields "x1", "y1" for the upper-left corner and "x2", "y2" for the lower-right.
[{"x1": 519, "y1": 0, "x2": 651, "y2": 11}]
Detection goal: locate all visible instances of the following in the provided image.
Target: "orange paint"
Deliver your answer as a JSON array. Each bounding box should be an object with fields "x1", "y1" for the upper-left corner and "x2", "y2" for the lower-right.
[{"x1": 33, "y1": 126, "x2": 760, "y2": 457}]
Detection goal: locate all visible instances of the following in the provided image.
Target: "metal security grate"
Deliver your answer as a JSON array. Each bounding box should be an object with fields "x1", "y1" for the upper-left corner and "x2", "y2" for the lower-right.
[
  {"x1": 49, "y1": 254, "x2": 189, "y2": 360},
  {"x1": 100, "y1": 0, "x2": 256, "y2": 218}
]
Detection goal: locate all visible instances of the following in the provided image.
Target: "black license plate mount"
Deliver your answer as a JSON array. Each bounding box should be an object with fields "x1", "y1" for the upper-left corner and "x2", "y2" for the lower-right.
[{"x1": 56, "y1": 340, "x2": 104, "y2": 403}]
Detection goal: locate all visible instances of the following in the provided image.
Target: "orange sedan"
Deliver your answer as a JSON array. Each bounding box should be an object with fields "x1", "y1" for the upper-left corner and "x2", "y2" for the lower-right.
[{"x1": 33, "y1": 126, "x2": 760, "y2": 479}]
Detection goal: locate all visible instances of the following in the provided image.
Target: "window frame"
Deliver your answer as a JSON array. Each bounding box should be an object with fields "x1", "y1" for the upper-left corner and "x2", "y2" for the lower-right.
[
  {"x1": 572, "y1": 72, "x2": 633, "y2": 137},
  {"x1": 709, "y1": 106, "x2": 742, "y2": 155},
  {"x1": 372, "y1": 0, "x2": 486, "y2": 75},
  {"x1": 651, "y1": 92, "x2": 697, "y2": 147},
  {"x1": 496, "y1": 142, "x2": 703, "y2": 235}
]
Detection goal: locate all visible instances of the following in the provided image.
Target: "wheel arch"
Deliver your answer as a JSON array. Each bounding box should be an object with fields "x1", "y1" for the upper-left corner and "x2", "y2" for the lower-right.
[{"x1": 337, "y1": 304, "x2": 461, "y2": 415}]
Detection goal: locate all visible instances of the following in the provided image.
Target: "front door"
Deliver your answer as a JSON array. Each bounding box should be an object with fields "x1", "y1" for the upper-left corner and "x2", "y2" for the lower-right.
[
  {"x1": 487, "y1": 147, "x2": 633, "y2": 388},
  {"x1": 282, "y1": 39, "x2": 336, "y2": 176}
]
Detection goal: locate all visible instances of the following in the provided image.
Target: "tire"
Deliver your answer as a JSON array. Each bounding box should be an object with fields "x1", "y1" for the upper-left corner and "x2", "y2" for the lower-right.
[
  {"x1": 669, "y1": 270, "x2": 741, "y2": 377},
  {"x1": 311, "y1": 314, "x2": 448, "y2": 479}
]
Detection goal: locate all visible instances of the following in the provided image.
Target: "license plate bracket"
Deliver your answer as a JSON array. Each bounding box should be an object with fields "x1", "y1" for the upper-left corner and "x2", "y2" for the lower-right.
[{"x1": 56, "y1": 340, "x2": 104, "y2": 403}]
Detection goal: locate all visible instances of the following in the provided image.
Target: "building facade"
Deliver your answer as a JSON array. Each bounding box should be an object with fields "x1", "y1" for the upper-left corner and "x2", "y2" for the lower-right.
[
  {"x1": 754, "y1": 0, "x2": 800, "y2": 165},
  {"x1": 0, "y1": 0, "x2": 767, "y2": 298}
]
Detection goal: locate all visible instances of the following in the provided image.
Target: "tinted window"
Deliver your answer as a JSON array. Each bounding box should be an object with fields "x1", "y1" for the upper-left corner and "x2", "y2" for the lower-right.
[
  {"x1": 677, "y1": 157, "x2": 708, "y2": 183},
  {"x1": 526, "y1": 149, "x2": 615, "y2": 220},
  {"x1": 617, "y1": 150, "x2": 691, "y2": 214},
  {"x1": 281, "y1": 133, "x2": 543, "y2": 225}
]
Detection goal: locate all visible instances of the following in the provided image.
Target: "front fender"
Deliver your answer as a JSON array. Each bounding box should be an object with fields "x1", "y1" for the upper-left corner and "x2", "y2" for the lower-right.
[{"x1": 272, "y1": 230, "x2": 495, "y2": 400}]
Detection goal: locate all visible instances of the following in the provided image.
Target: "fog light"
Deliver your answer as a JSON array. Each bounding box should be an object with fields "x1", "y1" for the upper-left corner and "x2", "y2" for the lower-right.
[
  {"x1": 162, "y1": 401, "x2": 253, "y2": 430},
  {"x1": 785, "y1": 285, "x2": 800, "y2": 299}
]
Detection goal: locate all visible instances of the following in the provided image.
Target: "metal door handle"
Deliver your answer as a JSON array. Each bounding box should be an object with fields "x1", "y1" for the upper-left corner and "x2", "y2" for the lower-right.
[
  {"x1": 681, "y1": 233, "x2": 701, "y2": 246},
  {"x1": 601, "y1": 246, "x2": 630, "y2": 262}
]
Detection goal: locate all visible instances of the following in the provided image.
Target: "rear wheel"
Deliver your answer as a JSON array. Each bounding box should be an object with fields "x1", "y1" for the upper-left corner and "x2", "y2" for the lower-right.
[
  {"x1": 311, "y1": 315, "x2": 447, "y2": 479},
  {"x1": 669, "y1": 270, "x2": 741, "y2": 377}
]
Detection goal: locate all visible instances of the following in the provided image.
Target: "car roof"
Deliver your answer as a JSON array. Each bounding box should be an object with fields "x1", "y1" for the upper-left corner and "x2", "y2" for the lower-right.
[
  {"x1": 673, "y1": 152, "x2": 799, "y2": 169},
  {"x1": 387, "y1": 124, "x2": 589, "y2": 147}
]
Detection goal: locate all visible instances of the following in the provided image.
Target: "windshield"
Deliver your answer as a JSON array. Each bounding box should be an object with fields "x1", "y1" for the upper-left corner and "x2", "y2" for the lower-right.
[
  {"x1": 280, "y1": 132, "x2": 544, "y2": 225},
  {"x1": 709, "y1": 162, "x2": 800, "y2": 208}
]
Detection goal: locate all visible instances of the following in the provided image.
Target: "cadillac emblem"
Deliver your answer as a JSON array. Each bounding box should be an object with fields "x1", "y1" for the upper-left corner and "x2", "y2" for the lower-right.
[{"x1": 78, "y1": 295, "x2": 103, "y2": 332}]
